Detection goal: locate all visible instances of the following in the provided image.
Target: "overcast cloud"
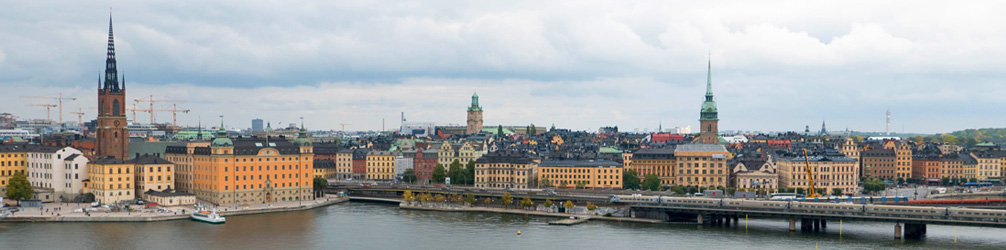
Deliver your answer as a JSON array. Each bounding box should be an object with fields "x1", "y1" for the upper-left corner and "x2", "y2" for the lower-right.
[{"x1": 2, "y1": 0, "x2": 1005, "y2": 133}]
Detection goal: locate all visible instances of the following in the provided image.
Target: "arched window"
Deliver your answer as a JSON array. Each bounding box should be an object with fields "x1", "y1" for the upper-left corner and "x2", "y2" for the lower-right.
[{"x1": 112, "y1": 99, "x2": 120, "y2": 116}]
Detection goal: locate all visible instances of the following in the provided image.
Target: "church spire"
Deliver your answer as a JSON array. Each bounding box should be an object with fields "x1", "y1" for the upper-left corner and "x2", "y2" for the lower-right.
[
  {"x1": 705, "y1": 58, "x2": 713, "y2": 100},
  {"x1": 103, "y1": 12, "x2": 121, "y2": 92}
]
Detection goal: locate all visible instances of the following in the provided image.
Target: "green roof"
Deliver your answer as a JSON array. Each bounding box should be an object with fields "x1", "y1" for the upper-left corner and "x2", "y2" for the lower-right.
[
  {"x1": 599, "y1": 146, "x2": 620, "y2": 154},
  {"x1": 482, "y1": 127, "x2": 514, "y2": 135}
]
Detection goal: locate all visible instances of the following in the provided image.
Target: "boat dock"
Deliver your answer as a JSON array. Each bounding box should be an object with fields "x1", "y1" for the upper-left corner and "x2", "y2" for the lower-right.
[{"x1": 548, "y1": 217, "x2": 589, "y2": 226}]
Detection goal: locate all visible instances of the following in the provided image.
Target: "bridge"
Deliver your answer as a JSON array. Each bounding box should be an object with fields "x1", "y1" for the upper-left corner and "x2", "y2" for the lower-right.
[{"x1": 630, "y1": 202, "x2": 1006, "y2": 239}]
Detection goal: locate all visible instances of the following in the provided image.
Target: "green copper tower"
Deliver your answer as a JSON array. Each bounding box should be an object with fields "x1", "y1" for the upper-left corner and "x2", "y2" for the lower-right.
[{"x1": 698, "y1": 58, "x2": 720, "y2": 144}]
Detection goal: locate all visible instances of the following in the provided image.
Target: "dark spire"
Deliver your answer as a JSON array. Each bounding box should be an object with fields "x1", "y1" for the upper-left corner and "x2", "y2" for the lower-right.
[{"x1": 103, "y1": 12, "x2": 121, "y2": 92}]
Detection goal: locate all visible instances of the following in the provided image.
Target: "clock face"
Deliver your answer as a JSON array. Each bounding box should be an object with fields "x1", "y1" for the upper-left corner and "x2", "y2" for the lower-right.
[{"x1": 114, "y1": 120, "x2": 121, "y2": 126}]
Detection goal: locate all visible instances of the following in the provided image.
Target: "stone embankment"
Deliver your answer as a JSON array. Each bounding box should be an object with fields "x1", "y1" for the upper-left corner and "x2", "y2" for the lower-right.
[
  {"x1": 398, "y1": 202, "x2": 662, "y2": 224},
  {"x1": 1, "y1": 196, "x2": 348, "y2": 223}
]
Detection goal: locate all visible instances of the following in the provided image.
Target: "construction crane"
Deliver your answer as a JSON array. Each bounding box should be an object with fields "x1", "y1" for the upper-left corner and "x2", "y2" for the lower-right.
[
  {"x1": 145, "y1": 104, "x2": 190, "y2": 125},
  {"x1": 134, "y1": 95, "x2": 186, "y2": 124},
  {"x1": 69, "y1": 108, "x2": 85, "y2": 125},
  {"x1": 802, "y1": 148, "x2": 821, "y2": 198},
  {"x1": 340, "y1": 123, "x2": 351, "y2": 132},
  {"x1": 27, "y1": 104, "x2": 57, "y2": 122},
  {"x1": 20, "y1": 93, "x2": 76, "y2": 123}
]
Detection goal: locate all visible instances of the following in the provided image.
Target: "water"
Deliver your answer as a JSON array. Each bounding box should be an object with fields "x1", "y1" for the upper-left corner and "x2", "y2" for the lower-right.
[{"x1": 1, "y1": 202, "x2": 1004, "y2": 249}]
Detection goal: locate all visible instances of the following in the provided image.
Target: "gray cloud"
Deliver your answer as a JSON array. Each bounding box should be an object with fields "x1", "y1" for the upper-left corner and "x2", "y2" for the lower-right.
[{"x1": 2, "y1": 0, "x2": 1005, "y2": 133}]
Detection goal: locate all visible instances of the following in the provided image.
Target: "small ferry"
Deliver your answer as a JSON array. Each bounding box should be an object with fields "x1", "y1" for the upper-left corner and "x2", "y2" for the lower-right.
[{"x1": 191, "y1": 205, "x2": 226, "y2": 224}]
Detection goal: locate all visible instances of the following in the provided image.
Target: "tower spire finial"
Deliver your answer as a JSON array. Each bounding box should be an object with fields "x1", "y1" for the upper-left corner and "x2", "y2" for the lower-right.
[
  {"x1": 705, "y1": 56, "x2": 713, "y2": 97},
  {"x1": 103, "y1": 10, "x2": 120, "y2": 92}
]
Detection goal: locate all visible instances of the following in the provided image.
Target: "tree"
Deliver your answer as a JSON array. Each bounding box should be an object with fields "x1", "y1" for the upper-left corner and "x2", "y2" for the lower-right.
[
  {"x1": 623, "y1": 169, "x2": 641, "y2": 190},
  {"x1": 403, "y1": 190, "x2": 415, "y2": 201},
  {"x1": 312, "y1": 176, "x2": 328, "y2": 198},
  {"x1": 563, "y1": 200, "x2": 575, "y2": 212},
  {"x1": 539, "y1": 176, "x2": 553, "y2": 188},
  {"x1": 529, "y1": 123, "x2": 537, "y2": 135},
  {"x1": 465, "y1": 160, "x2": 476, "y2": 185},
  {"x1": 448, "y1": 159, "x2": 463, "y2": 184},
  {"x1": 642, "y1": 174, "x2": 661, "y2": 191},
  {"x1": 853, "y1": 135, "x2": 863, "y2": 143},
  {"x1": 670, "y1": 186, "x2": 686, "y2": 195},
  {"x1": 497, "y1": 125, "x2": 504, "y2": 137},
  {"x1": 402, "y1": 168, "x2": 417, "y2": 184},
  {"x1": 943, "y1": 134, "x2": 959, "y2": 145},
  {"x1": 897, "y1": 177, "x2": 906, "y2": 185},
  {"x1": 832, "y1": 188, "x2": 843, "y2": 196},
  {"x1": 466, "y1": 193, "x2": 476, "y2": 204},
  {"x1": 575, "y1": 181, "x2": 587, "y2": 189},
  {"x1": 864, "y1": 179, "x2": 886, "y2": 193},
  {"x1": 586, "y1": 202, "x2": 597, "y2": 212},
  {"x1": 5, "y1": 171, "x2": 32, "y2": 205},
  {"x1": 482, "y1": 197, "x2": 492, "y2": 206},
  {"x1": 559, "y1": 180, "x2": 569, "y2": 189},
  {"x1": 521, "y1": 196, "x2": 534, "y2": 208},
  {"x1": 969, "y1": 178, "x2": 978, "y2": 183},
  {"x1": 912, "y1": 135, "x2": 925, "y2": 144},
  {"x1": 434, "y1": 194, "x2": 447, "y2": 203},
  {"x1": 432, "y1": 164, "x2": 446, "y2": 183},
  {"x1": 941, "y1": 177, "x2": 950, "y2": 185},
  {"x1": 796, "y1": 187, "x2": 805, "y2": 195},
  {"x1": 727, "y1": 187, "x2": 736, "y2": 195},
  {"x1": 501, "y1": 192, "x2": 513, "y2": 207},
  {"x1": 544, "y1": 199, "x2": 554, "y2": 208}
]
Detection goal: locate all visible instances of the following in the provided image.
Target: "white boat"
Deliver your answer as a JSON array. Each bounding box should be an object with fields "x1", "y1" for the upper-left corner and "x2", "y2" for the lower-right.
[{"x1": 191, "y1": 205, "x2": 225, "y2": 224}]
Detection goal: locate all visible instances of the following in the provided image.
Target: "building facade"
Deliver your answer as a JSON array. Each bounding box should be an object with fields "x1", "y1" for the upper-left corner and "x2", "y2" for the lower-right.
[
  {"x1": 0, "y1": 144, "x2": 28, "y2": 195},
  {"x1": 25, "y1": 146, "x2": 89, "y2": 200},
  {"x1": 474, "y1": 151, "x2": 536, "y2": 189},
  {"x1": 776, "y1": 151, "x2": 859, "y2": 195},
  {"x1": 731, "y1": 157, "x2": 778, "y2": 192},
  {"x1": 188, "y1": 124, "x2": 314, "y2": 205},
  {"x1": 87, "y1": 157, "x2": 134, "y2": 204},
  {"x1": 538, "y1": 160, "x2": 622, "y2": 189},
  {"x1": 629, "y1": 148, "x2": 676, "y2": 186},
  {"x1": 674, "y1": 144, "x2": 730, "y2": 188},
  {"x1": 133, "y1": 155, "x2": 174, "y2": 195},
  {"x1": 164, "y1": 141, "x2": 209, "y2": 193},
  {"x1": 365, "y1": 151, "x2": 396, "y2": 181}
]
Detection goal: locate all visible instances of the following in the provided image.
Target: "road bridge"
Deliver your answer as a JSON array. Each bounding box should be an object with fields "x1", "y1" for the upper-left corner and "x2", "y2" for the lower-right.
[{"x1": 631, "y1": 202, "x2": 1006, "y2": 239}]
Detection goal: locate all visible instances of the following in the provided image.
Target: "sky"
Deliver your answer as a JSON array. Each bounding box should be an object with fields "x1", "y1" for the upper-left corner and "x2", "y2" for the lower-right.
[{"x1": 2, "y1": 0, "x2": 1005, "y2": 134}]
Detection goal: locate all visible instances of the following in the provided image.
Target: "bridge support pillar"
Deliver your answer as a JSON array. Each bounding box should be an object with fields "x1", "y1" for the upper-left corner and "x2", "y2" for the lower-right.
[
  {"x1": 789, "y1": 219, "x2": 796, "y2": 231},
  {"x1": 733, "y1": 216, "x2": 739, "y2": 226},
  {"x1": 697, "y1": 214, "x2": 704, "y2": 224},
  {"x1": 821, "y1": 219, "x2": 827, "y2": 228},
  {"x1": 725, "y1": 216, "x2": 731, "y2": 226},
  {"x1": 904, "y1": 223, "x2": 926, "y2": 239},
  {"x1": 800, "y1": 218, "x2": 812, "y2": 231},
  {"x1": 813, "y1": 219, "x2": 820, "y2": 231},
  {"x1": 894, "y1": 223, "x2": 902, "y2": 239}
]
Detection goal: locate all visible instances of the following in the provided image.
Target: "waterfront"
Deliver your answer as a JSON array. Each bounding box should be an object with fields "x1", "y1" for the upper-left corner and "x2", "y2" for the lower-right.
[{"x1": 2, "y1": 202, "x2": 1005, "y2": 249}]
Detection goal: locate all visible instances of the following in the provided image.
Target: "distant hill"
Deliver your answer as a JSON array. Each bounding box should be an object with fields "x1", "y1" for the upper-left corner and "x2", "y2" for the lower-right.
[{"x1": 946, "y1": 128, "x2": 1006, "y2": 145}]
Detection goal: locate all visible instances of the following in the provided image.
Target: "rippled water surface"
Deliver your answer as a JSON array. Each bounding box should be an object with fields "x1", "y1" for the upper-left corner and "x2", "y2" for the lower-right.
[{"x1": 1, "y1": 202, "x2": 1004, "y2": 249}]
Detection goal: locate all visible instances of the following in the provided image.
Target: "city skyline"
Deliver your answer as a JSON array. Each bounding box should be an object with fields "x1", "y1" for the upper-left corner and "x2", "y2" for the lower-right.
[{"x1": 3, "y1": 1, "x2": 1006, "y2": 133}]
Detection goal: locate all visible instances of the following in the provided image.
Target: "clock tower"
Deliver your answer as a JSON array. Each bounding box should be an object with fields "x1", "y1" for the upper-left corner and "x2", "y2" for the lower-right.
[
  {"x1": 96, "y1": 14, "x2": 129, "y2": 160},
  {"x1": 698, "y1": 59, "x2": 720, "y2": 144}
]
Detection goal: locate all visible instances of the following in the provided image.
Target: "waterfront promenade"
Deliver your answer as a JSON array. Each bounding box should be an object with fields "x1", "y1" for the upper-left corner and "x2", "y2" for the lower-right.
[
  {"x1": 1, "y1": 195, "x2": 348, "y2": 223},
  {"x1": 398, "y1": 202, "x2": 663, "y2": 224}
]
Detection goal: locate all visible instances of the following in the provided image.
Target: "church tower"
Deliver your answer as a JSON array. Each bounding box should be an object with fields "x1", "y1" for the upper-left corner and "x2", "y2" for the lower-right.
[
  {"x1": 698, "y1": 59, "x2": 720, "y2": 144},
  {"x1": 96, "y1": 14, "x2": 129, "y2": 160},
  {"x1": 466, "y1": 92, "x2": 483, "y2": 134}
]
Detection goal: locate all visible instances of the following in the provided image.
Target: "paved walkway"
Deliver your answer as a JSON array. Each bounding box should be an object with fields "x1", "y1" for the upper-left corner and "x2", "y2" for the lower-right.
[{"x1": 2, "y1": 195, "x2": 347, "y2": 222}]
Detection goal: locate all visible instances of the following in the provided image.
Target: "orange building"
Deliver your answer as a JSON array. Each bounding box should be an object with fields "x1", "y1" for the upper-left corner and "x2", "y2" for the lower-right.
[{"x1": 187, "y1": 124, "x2": 314, "y2": 205}]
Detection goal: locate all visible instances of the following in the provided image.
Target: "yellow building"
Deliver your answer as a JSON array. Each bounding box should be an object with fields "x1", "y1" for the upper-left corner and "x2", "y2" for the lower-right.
[
  {"x1": 776, "y1": 151, "x2": 859, "y2": 195},
  {"x1": 674, "y1": 144, "x2": 730, "y2": 188},
  {"x1": 970, "y1": 152, "x2": 1000, "y2": 182},
  {"x1": 133, "y1": 155, "x2": 175, "y2": 195},
  {"x1": 185, "y1": 124, "x2": 314, "y2": 205},
  {"x1": 165, "y1": 141, "x2": 209, "y2": 193},
  {"x1": 365, "y1": 151, "x2": 396, "y2": 181},
  {"x1": 0, "y1": 144, "x2": 28, "y2": 195},
  {"x1": 314, "y1": 159, "x2": 337, "y2": 179},
  {"x1": 629, "y1": 148, "x2": 676, "y2": 186},
  {"x1": 539, "y1": 160, "x2": 622, "y2": 189},
  {"x1": 474, "y1": 152, "x2": 536, "y2": 189},
  {"x1": 87, "y1": 157, "x2": 135, "y2": 204}
]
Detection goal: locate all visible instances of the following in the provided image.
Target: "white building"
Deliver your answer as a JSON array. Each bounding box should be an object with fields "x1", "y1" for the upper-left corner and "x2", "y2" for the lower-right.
[
  {"x1": 395, "y1": 156, "x2": 413, "y2": 179},
  {"x1": 26, "y1": 146, "x2": 88, "y2": 200}
]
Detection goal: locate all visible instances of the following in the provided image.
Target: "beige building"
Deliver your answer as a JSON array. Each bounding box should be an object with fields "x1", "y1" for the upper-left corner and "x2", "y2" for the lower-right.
[
  {"x1": 366, "y1": 151, "x2": 396, "y2": 181},
  {"x1": 539, "y1": 160, "x2": 622, "y2": 189},
  {"x1": 335, "y1": 149, "x2": 353, "y2": 179},
  {"x1": 776, "y1": 151, "x2": 859, "y2": 195},
  {"x1": 731, "y1": 157, "x2": 778, "y2": 192},
  {"x1": 970, "y1": 152, "x2": 1001, "y2": 182},
  {"x1": 143, "y1": 189, "x2": 196, "y2": 206},
  {"x1": 133, "y1": 155, "x2": 175, "y2": 195},
  {"x1": 674, "y1": 144, "x2": 730, "y2": 188},
  {"x1": 474, "y1": 152, "x2": 536, "y2": 189},
  {"x1": 438, "y1": 141, "x2": 486, "y2": 170}
]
